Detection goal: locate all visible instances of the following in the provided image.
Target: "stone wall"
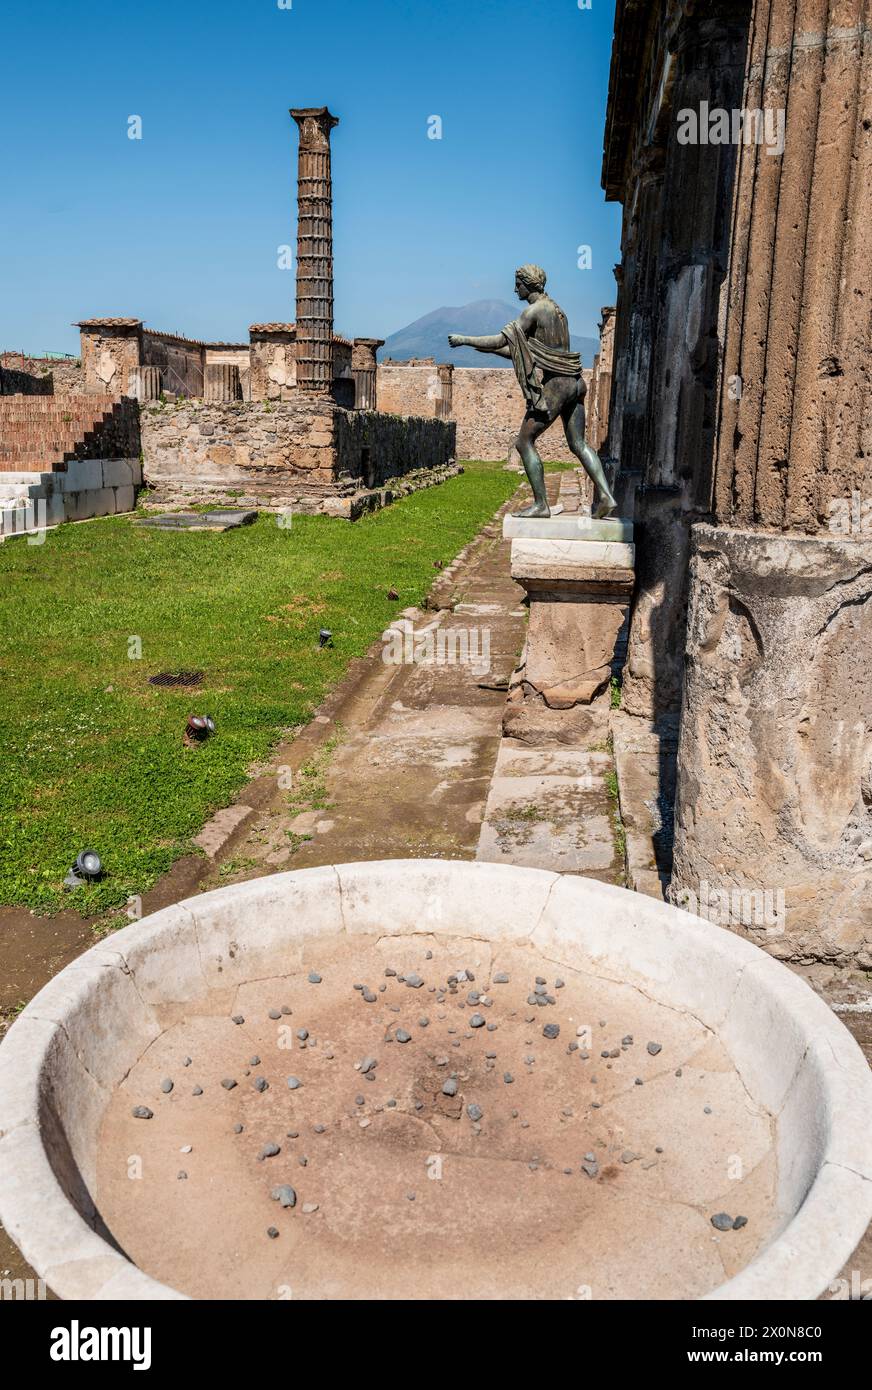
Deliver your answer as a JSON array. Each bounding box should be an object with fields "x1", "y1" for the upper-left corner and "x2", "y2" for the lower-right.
[
  {"x1": 376, "y1": 362, "x2": 593, "y2": 463},
  {"x1": 139, "y1": 398, "x2": 454, "y2": 514}
]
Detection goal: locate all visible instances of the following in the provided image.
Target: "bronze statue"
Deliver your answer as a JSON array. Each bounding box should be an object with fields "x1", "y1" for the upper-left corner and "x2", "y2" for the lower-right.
[{"x1": 449, "y1": 265, "x2": 617, "y2": 519}]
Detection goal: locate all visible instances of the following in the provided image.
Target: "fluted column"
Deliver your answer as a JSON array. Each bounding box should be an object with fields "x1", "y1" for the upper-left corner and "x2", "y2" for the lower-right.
[
  {"x1": 290, "y1": 106, "x2": 339, "y2": 395},
  {"x1": 351, "y1": 337, "x2": 383, "y2": 410},
  {"x1": 204, "y1": 363, "x2": 241, "y2": 402}
]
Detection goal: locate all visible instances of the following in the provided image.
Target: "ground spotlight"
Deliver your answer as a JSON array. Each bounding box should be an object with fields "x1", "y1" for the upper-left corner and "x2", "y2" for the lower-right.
[
  {"x1": 318, "y1": 628, "x2": 333, "y2": 649},
  {"x1": 64, "y1": 849, "x2": 103, "y2": 889},
  {"x1": 185, "y1": 714, "x2": 216, "y2": 742}
]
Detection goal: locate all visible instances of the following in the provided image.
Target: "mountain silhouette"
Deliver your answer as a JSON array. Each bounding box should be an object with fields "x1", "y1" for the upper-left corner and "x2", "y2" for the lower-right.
[{"x1": 378, "y1": 300, "x2": 598, "y2": 369}]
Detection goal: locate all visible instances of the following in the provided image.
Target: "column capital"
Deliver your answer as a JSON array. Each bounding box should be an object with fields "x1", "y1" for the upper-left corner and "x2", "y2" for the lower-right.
[{"x1": 290, "y1": 107, "x2": 339, "y2": 149}]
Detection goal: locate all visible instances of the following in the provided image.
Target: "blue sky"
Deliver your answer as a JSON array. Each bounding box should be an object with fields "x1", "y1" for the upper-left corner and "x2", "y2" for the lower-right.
[{"x1": 1, "y1": 0, "x2": 620, "y2": 355}]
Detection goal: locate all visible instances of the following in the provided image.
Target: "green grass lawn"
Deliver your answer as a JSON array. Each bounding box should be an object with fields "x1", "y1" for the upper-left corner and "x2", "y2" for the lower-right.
[{"x1": 0, "y1": 462, "x2": 518, "y2": 914}]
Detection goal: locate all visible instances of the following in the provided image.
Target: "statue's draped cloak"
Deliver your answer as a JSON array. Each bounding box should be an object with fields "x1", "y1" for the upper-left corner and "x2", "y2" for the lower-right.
[{"x1": 500, "y1": 319, "x2": 582, "y2": 413}]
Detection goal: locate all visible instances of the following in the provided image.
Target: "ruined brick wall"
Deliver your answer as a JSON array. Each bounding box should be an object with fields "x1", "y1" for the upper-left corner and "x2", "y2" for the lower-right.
[
  {"x1": 142, "y1": 332, "x2": 205, "y2": 399},
  {"x1": 1, "y1": 356, "x2": 87, "y2": 396},
  {"x1": 0, "y1": 396, "x2": 139, "y2": 473},
  {"x1": 376, "y1": 364, "x2": 444, "y2": 418},
  {"x1": 78, "y1": 323, "x2": 142, "y2": 397}
]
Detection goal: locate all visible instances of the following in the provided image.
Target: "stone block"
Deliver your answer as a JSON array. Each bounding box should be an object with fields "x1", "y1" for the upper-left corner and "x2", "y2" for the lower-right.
[
  {"x1": 113, "y1": 486, "x2": 135, "y2": 513},
  {"x1": 59, "y1": 459, "x2": 103, "y2": 493},
  {"x1": 101, "y1": 459, "x2": 134, "y2": 487}
]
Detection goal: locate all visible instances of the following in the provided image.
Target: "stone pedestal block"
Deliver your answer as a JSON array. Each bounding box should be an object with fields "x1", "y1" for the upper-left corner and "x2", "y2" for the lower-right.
[
  {"x1": 671, "y1": 524, "x2": 872, "y2": 967},
  {"x1": 508, "y1": 533, "x2": 635, "y2": 710},
  {"x1": 204, "y1": 363, "x2": 241, "y2": 402}
]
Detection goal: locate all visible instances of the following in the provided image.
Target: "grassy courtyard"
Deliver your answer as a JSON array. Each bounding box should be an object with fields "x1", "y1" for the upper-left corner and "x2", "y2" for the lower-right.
[{"x1": 0, "y1": 463, "x2": 518, "y2": 914}]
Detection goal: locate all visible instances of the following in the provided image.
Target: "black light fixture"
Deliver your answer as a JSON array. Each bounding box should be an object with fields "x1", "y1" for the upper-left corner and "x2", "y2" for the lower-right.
[
  {"x1": 318, "y1": 629, "x2": 333, "y2": 649},
  {"x1": 64, "y1": 849, "x2": 103, "y2": 889},
  {"x1": 185, "y1": 714, "x2": 215, "y2": 741}
]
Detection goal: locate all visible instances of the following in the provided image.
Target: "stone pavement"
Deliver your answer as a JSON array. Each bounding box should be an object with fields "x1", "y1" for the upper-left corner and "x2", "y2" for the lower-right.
[{"x1": 210, "y1": 474, "x2": 624, "y2": 888}]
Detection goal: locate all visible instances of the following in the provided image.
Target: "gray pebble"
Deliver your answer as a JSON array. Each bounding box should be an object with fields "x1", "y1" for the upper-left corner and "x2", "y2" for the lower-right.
[
  {"x1": 543, "y1": 1023, "x2": 560, "y2": 1040},
  {"x1": 268, "y1": 1009, "x2": 282, "y2": 1020},
  {"x1": 296, "y1": 1028, "x2": 309, "y2": 1041},
  {"x1": 302, "y1": 1203, "x2": 319, "y2": 1214},
  {"x1": 249, "y1": 1056, "x2": 261, "y2": 1066},
  {"x1": 231, "y1": 1015, "x2": 244, "y2": 1025},
  {"x1": 234, "y1": 1123, "x2": 244, "y2": 1133},
  {"x1": 470, "y1": 1013, "x2": 486, "y2": 1028},
  {"x1": 621, "y1": 1151, "x2": 639, "y2": 1164},
  {"x1": 493, "y1": 972, "x2": 509, "y2": 984},
  {"x1": 177, "y1": 1171, "x2": 187, "y2": 1180},
  {"x1": 467, "y1": 1104, "x2": 483, "y2": 1122},
  {"x1": 286, "y1": 1076, "x2": 302, "y2": 1090},
  {"x1": 362, "y1": 988, "x2": 377, "y2": 1003},
  {"x1": 221, "y1": 1078, "x2": 237, "y2": 1091},
  {"x1": 647, "y1": 1041, "x2": 662, "y2": 1056},
  {"x1": 396, "y1": 1028, "x2": 412, "y2": 1043},
  {"x1": 132, "y1": 1106, "x2": 153, "y2": 1120},
  {"x1": 711, "y1": 1212, "x2": 734, "y2": 1231},
  {"x1": 192, "y1": 1086, "x2": 203, "y2": 1096},
  {"x1": 503, "y1": 1072, "x2": 514, "y2": 1084},
  {"x1": 271, "y1": 1185, "x2": 297, "y2": 1208},
  {"x1": 308, "y1": 971, "x2": 322, "y2": 984},
  {"x1": 405, "y1": 973, "x2": 424, "y2": 988},
  {"x1": 160, "y1": 1078, "x2": 173, "y2": 1094},
  {"x1": 419, "y1": 1017, "x2": 430, "y2": 1027},
  {"x1": 313, "y1": 1123, "x2": 326, "y2": 1133},
  {"x1": 182, "y1": 1057, "x2": 192, "y2": 1067},
  {"x1": 281, "y1": 1005, "x2": 292, "y2": 1015},
  {"x1": 733, "y1": 1215, "x2": 748, "y2": 1230},
  {"x1": 253, "y1": 1077, "x2": 269, "y2": 1093},
  {"x1": 442, "y1": 1078, "x2": 458, "y2": 1097},
  {"x1": 259, "y1": 1143, "x2": 281, "y2": 1159},
  {"x1": 359, "y1": 1056, "x2": 377, "y2": 1074},
  {"x1": 355, "y1": 1094, "x2": 365, "y2": 1105},
  {"x1": 267, "y1": 1227, "x2": 280, "y2": 1240}
]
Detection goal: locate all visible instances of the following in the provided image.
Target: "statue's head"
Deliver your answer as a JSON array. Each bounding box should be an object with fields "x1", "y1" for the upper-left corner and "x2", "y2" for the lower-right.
[{"x1": 515, "y1": 264, "x2": 547, "y2": 300}]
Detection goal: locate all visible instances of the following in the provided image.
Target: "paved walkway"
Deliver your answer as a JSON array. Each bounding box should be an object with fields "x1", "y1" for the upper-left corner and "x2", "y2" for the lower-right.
[{"x1": 212, "y1": 475, "x2": 623, "y2": 888}]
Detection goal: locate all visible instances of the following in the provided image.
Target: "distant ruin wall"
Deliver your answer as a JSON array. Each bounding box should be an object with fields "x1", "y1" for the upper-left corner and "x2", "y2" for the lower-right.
[
  {"x1": 376, "y1": 363, "x2": 591, "y2": 462},
  {"x1": 0, "y1": 356, "x2": 85, "y2": 396}
]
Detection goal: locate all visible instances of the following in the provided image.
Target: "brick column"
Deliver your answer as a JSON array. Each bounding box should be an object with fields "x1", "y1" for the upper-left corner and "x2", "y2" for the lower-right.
[
  {"x1": 290, "y1": 106, "x2": 340, "y2": 395},
  {"x1": 672, "y1": 0, "x2": 872, "y2": 963},
  {"x1": 351, "y1": 338, "x2": 383, "y2": 410}
]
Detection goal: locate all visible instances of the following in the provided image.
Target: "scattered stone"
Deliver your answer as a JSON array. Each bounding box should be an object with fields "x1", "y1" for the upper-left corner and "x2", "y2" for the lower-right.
[
  {"x1": 396, "y1": 1028, "x2": 412, "y2": 1044},
  {"x1": 267, "y1": 1227, "x2": 279, "y2": 1240},
  {"x1": 704, "y1": 1106, "x2": 713, "y2": 1115},
  {"x1": 302, "y1": 1203, "x2": 319, "y2": 1214},
  {"x1": 359, "y1": 1118, "x2": 371, "y2": 1129},
  {"x1": 272, "y1": 1185, "x2": 297, "y2": 1208},
  {"x1": 493, "y1": 972, "x2": 509, "y2": 984},
  {"x1": 132, "y1": 1106, "x2": 153, "y2": 1120},
  {"x1": 180, "y1": 1145, "x2": 192, "y2": 1154},
  {"x1": 268, "y1": 1009, "x2": 282, "y2": 1020},
  {"x1": 183, "y1": 1057, "x2": 192, "y2": 1067},
  {"x1": 287, "y1": 1076, "x2": 302, "y2": 1090},
  {"x1": 281, "y1": 1005, "x2": 292, "y2": 1016},
  {"x1": 621, "y1": 1151, "x2": 639, "y2": 1164},
  {"x1": 406, "y1": 1191, "x2": 416, "y2": 1201},
  {"x1": 160, "y1": 1078, "x2": 173, "y2": 1094},
  {"x1": 259, "y1": 1143, "x2": 281, "y2": 1160},
  {"x1": 254, "y1": 1077, "x2": 269, "y2": 1093},
  {"x1": 362, "y1": 988, "x2": 377, "y2": 1003},
  {"x1": 296, "y1": 1028, "x2": 309, "y2": 1041},
  {"x1": 308, "y1": 971, "x2": 322, "y2": 984},
  {"x1": 193, "y1": 1086, "x2": 203, "y2": 1096},
  {"x1": 419, "y1": 1017, "x2": 430, "y2": 1027},
  {"x1": 232, "y1": 1015, "x2": 244, "y2": 1025},
  {"x1": 355, "y1": 1094, "x2": 365, "y2": 1106},
  {"x1": 710, "y1": 1212, "x2": 734, "y2": 1232},
  {"x1": 581, "y1": 1158, "x2": 598, "y2": 1179},
  {"x1": 314, "y1": 1123, "x2": 326, "y2": 1134},
  {"x1": 647, "y1": 1041, "x2": 662, "y2": 1056},
  {"x1": 442, "y1": 1078, "x2": 458, "y2": 1097},
  {"x1": 555, "y1": 979, "x2": 565, "y2": 989},
  {"x1": 249, "y1": 1056, "x2": 261, "y2": 1066},
  {"x1": 359, "y1": 1056, "x2": 377, "y2": 1074},
  {"x1": 221, "y1": 1078, "x2": 237, "y2": 1091},
  {"x1": 543, "y1": 1023, "x2": 560, "y2": 1040},
  {"x1": 470, "y1": 1013, "x2": 486, "y2": 1028},
  {"x1": 503, "y1": 1072, "x2": 514, "y2": 1084},
  {"x1": 406, "y1": 973, "x2": 424, "y2": 988},
  {"x1": 178, "y1": 1171, "x2": 187, "y2": 1180},
  {"x1": 733, "y1": 1215, "x2": 748, "y2": 1230},
  {"x1": 467, "y1": 1103, "x2": 483, "y2": 1122}
]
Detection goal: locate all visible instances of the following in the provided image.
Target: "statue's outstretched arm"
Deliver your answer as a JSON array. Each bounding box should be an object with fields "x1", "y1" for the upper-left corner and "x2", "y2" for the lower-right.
[{"x1": 447, "y1": 330, "x2": 511, "y2": 358}]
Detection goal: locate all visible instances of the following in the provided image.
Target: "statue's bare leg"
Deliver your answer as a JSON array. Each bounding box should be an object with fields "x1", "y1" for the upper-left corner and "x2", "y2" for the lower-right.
[
  {"x1": 513, "y1": 412, "x2": 551, "y2": 518},
  {"x1": 562, "y1": 396, "x2": 618, "y2": 518}
]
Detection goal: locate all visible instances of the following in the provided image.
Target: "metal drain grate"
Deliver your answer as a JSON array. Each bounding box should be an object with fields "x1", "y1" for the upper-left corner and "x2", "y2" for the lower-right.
[{"x1": 148, "y1": 671, "x2": 205, "y2": 688}]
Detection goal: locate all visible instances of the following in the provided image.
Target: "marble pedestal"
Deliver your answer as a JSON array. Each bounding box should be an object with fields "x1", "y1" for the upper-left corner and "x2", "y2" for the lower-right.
[{"x1": 506, "y1": 523, "x2": 635, "y2": 711}]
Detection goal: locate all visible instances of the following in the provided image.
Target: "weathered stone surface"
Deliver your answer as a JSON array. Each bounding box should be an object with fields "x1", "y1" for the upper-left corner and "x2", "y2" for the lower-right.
[{"x1": 671, "y1": 525, "x2": 872, "y2": 966}]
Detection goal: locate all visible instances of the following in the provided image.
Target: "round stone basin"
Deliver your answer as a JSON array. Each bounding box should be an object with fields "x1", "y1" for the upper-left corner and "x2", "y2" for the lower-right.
[{"x1": 1, "y1": 861, "x2": 871, "y2": 1301}]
